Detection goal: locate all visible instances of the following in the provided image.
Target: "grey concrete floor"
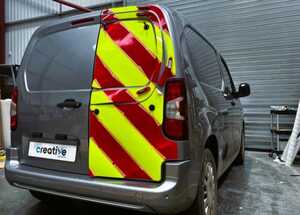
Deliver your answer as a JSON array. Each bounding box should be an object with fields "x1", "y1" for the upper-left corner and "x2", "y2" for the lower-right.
[{"x1": 1, "y1": 152, "x2": 300, "y2": 215}]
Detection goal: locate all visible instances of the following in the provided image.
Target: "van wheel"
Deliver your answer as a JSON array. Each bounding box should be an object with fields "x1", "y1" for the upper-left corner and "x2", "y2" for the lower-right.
[
  {"x1": 183, "y1": 149, "x2": 217, "y2": 215},
  {"x1": 234, "y1": 128, "x2": 245, "y2": 165}
]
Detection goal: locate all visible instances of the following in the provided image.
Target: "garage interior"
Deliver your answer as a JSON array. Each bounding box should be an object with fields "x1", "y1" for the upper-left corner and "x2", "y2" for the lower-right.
[{"x1": 1, "y1": 0, "x2": 300, "y2": 214}]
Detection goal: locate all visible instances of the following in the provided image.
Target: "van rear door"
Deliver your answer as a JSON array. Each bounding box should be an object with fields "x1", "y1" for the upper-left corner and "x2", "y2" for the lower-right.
[
  {"x1": 88, "y1": 8, "x2": 178, "y2": 182},
  {"x1": 18, "y1": 21, "x2": 100, "y2": 175}
]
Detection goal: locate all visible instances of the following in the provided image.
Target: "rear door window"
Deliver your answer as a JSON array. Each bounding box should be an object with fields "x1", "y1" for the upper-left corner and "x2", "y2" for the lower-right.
[{"x1": 26, "y1": 24, "x2": 100, "y2": 91}]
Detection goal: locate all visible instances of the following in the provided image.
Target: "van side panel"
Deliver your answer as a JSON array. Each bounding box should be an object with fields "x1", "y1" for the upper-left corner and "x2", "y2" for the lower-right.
[{"x1": 88, "y1": 6, "x2": 178, "y2": 181}]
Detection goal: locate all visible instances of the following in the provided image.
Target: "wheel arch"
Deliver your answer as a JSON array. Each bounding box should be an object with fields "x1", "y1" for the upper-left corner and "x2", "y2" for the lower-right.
[{"x1": 204, "y1": 135, "x2": 219, "y2": 170}]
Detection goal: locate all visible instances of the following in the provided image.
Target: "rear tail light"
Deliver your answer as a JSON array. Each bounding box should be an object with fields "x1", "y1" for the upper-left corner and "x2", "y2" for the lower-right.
[
  {"x1": 11, "y1": 87, "x2": 18, "y2": 130},
  {"x1": 163, "y1": 78, "x2": 188, "y2": 140}
]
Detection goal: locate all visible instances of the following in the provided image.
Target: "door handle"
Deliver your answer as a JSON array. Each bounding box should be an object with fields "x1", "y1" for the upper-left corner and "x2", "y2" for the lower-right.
[{"x1": 57, "y1": 99, "x2": 82, "y2": 109}]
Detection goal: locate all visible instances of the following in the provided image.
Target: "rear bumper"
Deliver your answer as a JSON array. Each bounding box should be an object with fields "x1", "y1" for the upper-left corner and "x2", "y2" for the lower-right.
[{"x1": 5, "y1": 147, "x2": 197, "y2": 214}]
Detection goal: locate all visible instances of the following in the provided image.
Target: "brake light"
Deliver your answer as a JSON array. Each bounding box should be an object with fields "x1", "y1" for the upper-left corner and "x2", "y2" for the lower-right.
[
  {"x1": 11, "y1": 87, "x2": 18, "y2": 130},
  {"x1": 163, "y1": 78, "x2": 188, "y2": 140}
]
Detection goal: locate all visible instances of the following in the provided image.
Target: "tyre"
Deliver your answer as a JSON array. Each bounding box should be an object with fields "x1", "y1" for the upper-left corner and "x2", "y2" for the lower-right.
[
  {"x1": 234, "y1": 127, "x2": 245, "y2": 166},
  {"x1": 183, "y1": 149, "x2": 217, "y2": 215}
]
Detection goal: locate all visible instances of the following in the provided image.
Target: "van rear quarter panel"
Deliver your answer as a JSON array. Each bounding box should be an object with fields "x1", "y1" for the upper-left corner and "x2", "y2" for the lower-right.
[{"x1": 171, "y1": 11, "x2": 236, "y2": 178}]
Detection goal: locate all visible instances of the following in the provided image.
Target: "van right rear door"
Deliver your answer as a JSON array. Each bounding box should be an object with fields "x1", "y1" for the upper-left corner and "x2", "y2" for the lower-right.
[{"x1": 88, "y1": 7, "x2": 178, "y2": 182}]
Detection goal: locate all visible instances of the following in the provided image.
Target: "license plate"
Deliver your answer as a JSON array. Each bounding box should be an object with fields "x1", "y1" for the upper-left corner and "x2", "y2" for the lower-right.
[{"x1": 28, "y1": 141, "x2": 77, "y2": 162}]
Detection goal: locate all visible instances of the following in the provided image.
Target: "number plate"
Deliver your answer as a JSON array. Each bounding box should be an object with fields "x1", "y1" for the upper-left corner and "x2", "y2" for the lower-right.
[{"x1": 28, "y1": 141, "x2": 77, "y2": 162}]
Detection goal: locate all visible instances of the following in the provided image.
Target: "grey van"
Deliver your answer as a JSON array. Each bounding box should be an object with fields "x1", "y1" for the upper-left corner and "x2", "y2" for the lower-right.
[{"x1": 5, "y1": 5, "x2": 250, "y2": 215}]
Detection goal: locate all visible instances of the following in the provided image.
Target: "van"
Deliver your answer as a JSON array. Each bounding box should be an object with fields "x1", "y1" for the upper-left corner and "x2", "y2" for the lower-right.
[{"x1": 5, "y1": 5, "x2": 250, "y2": 215}]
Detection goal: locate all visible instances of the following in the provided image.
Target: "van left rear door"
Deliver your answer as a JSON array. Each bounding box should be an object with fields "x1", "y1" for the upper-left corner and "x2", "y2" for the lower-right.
[{"x1": 18, "y1": 21, "x2": 100, "y2": 175}]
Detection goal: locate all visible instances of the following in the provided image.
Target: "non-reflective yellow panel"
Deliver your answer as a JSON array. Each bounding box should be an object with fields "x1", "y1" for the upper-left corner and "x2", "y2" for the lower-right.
[
  {"x1": 97, "y1": 30, "x2": 149, "y2": 87},
  {"x1": 90, "y1": 90, "x2": 165, "y2": 181},
  {"x1": 89, "y1": 137, "x2": 124, "y2": 178}
]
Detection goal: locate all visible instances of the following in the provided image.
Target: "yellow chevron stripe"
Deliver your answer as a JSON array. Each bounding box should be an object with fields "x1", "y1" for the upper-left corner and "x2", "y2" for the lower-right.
[
  {"x1": 119, "y1": 20, "x2": 163, "y2": 61},
  {"x1": 89, "y1": 137, "x2": 125, "y2": 178},
  {"x1": 97, "y1": 30, "x2": 149, "y2": 87},
  {"x1": 140, "y1": 88, "x2": 164, "y2": 124},
  {"x1": 163, "y1": 30, "x2": 176, "y2": 75},
  {"x1": 111, "y1": 6, "x2": 138, "y2": 15},
  {"x1": 96, "y1": 28, "x2": 163, "y2": 125},
  {"x1": 112, "y1": 9, "x2": 176, "y2": 75},
  {"x1": 92, "y1": 76, "x2": 163, "y2": 126},
  {"x1": 90, "y1": 88, "x2": 165, "y2": 181}
]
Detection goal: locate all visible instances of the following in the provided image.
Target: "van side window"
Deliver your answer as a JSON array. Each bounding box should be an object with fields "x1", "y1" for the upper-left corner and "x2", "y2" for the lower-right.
[
  {"x1": 220, "y1": 57, "x2": 235, "y2": 94},
  {"x1": 183, "y1": 27, "x2": 222, "y2": 89}
]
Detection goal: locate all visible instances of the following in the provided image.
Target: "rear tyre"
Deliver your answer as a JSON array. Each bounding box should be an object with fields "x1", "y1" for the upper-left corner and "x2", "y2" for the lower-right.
[
  {"x1": 234, "y1": 127, "x2": 245, "y2": 166},
  {"x1": 183, "y1": 149, "x2": 217, "y2": 215}
]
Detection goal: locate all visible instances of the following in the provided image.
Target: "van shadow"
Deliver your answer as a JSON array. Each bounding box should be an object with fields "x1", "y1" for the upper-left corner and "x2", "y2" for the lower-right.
[
  {"x1": 10, "y1": 157, "x2": 252, "y2": 215},
  {"x1": 11, "y1": 198, "x2": 144, "y2": 215},
  {"x1": 217, "y1": 157, "x2": 252, "y2": 215}
]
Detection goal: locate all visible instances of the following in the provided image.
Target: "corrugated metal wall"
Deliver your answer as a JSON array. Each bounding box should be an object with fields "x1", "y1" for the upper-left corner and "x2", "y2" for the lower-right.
[
  {"x1": 5, "y1": 0, "x2": 121, "y2": 64},
  {"x1": 128, "y1": 0, "x2": 300, "y2": 150}
]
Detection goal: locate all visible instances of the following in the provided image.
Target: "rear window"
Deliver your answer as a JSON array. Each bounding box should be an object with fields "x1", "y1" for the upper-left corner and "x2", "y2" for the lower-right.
[{"x1": 26, "y1": 24, "x2": 100, "y2": 91}]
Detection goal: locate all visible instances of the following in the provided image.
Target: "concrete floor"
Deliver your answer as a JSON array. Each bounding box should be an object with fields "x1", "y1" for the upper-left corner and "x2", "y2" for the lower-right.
[{"x1": 0, "y1": 152, "x2": 300, "y2": 215}]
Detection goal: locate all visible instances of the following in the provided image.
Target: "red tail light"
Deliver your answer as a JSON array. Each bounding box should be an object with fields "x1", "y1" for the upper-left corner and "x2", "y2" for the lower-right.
[
  {"x1": 163, "y1": 78, "x2": 188, "y2": 140},
  {"x1": 11, "y1": 87, "x2": 18, "y2": 130}
]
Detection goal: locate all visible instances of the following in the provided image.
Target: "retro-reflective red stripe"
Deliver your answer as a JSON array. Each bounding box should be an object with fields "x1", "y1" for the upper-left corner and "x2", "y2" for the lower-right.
[
  {"x1": 101, "y1": 13, "x2": 173, "y2": 86},
  {"x1": 93, "y1": 58, "x2": 178, "y2": 159},
  {"x1": 88, "y1": 168, "x2": 94, "y2": 177},
  {"x1": 157, "y1": 67, "x2": 173, "y2": 86},
  {"x1": 138, "y1": 5, "x2": 169, "y2": 31},
  {"x1": 113, "y1": 93, "x2": 178, "y2": 159},
  {"x1": 90, "y1": 113, "x2": 151, "y2": 179},
  {"x1": 93, "y1": 56, "x2": 122, "y2": 89},
  {"x1": 105, "y1": 22, "x2": 161, "y2": 81}
]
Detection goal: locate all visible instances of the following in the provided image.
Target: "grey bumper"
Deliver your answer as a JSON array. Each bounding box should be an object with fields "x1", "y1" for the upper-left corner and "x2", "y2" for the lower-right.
[{"x1": 5, "y1": 147, "x2": 197, "y2": 214}]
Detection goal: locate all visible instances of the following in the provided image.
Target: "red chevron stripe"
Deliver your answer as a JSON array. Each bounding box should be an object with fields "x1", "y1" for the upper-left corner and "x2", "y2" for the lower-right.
[
  {"x1": 101, "y1": 12, "x2": 173, "y2": 86},
  {"x1": 105, "y1": 21, "x2": 160, "y2": 81},
  {"x1": 93, "y1": 56, "x2": 178, "y2": 159},
  {"x1": 90, "y1": 113, "x2": 151, "y2": 179},
  {"x1": 114, "y1": 93, "x2": 178, "y2": 159},
  {"x1": 138, "y1": 5, "x2": 169, "y2": 31},
  {"x1": 93, "y1": 56, "x2": 122, "y2": 89},
  {"x1": 88, "y1": 168, "x2": 95, "y2": 177}
]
